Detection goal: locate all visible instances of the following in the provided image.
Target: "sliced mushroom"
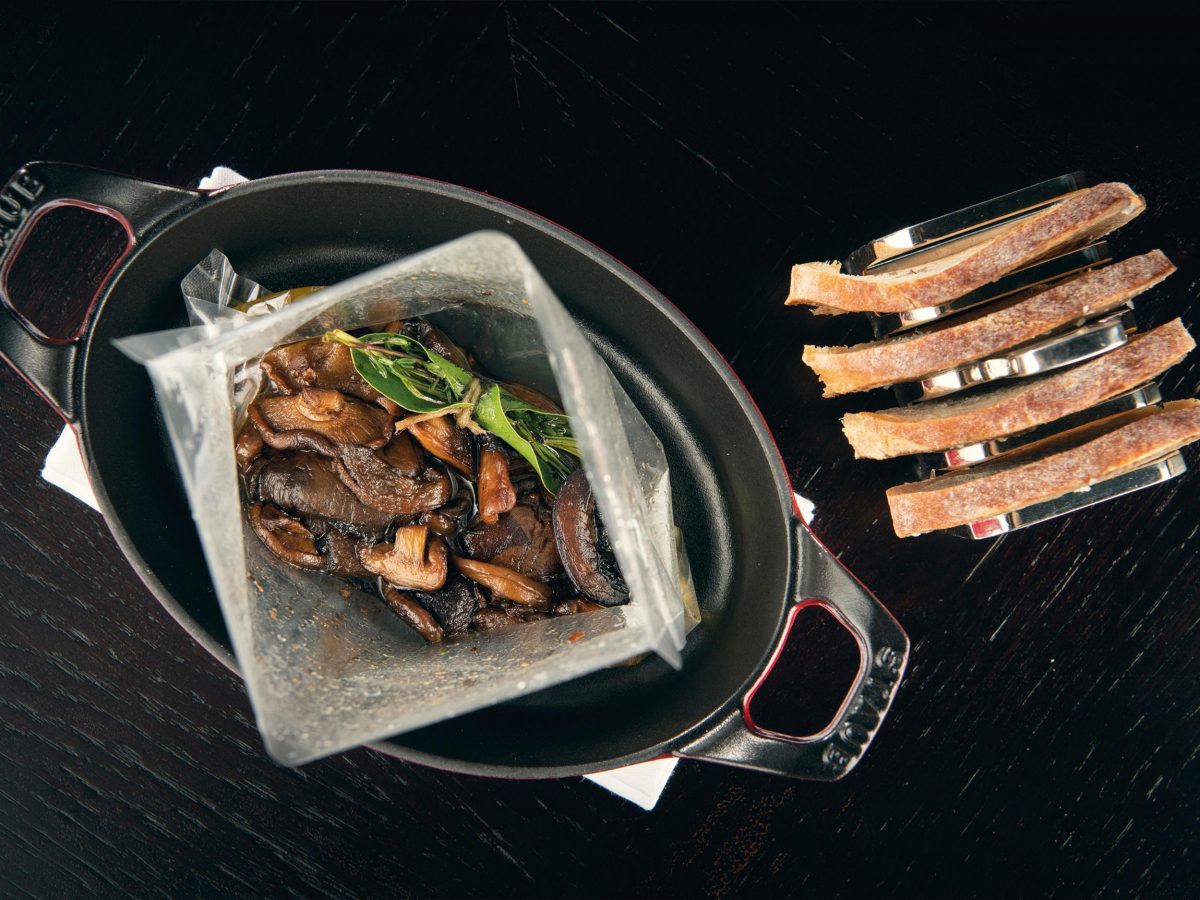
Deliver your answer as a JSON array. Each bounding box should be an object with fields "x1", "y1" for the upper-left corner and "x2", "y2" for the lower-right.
[
  {"x1": 451, "y1": 556, "x2": 552, "y2": 608},
  {"x1": 378, "y1": 432, "x2": 424, "y2": 477},
  {"x1": 250, "y1": 388, "x2": 393, "y2": 456},
  {"x1": 411, "y1": 574, "x2": 483, "y2": 635},
  {"x1": 551, "y1": 468, "x2": 629, "y2": 606},
  {"x1": 461, "y1": 494, "x2": 561, "y2": 579},
  {"x1": 381, "y1": 585, "x2": 444, "y2": 643},
  {"x1": 335, "y1": 444, "x2": 451, "y2": 516},
  {"x1": 261, "y1": 337, "x2": 400, "y2": 414},
  {"x1": 359, "y1": 525, "x2": 449, "y2": 592},
  {"x1": 255, "y1": 452, "x2": 397, "y2": 533},
  {"x1": 501, "y1": 381, "x2": 563, "y2": 413},
  {"x1": 477, "y1": 441, "x2": 516, "y2": 524},
  {"x1": 552, "y1": 598, "x2": 605, "y2": 616},
  {"x1": 407, "y1": 415, "x2": 475, "y2": 477},
  {"x1": 249, "y1": 502, "x2": 324, "y2": 569},
  {"x1": 235, "y1": 420, "x2": 264, "y2": 472}
]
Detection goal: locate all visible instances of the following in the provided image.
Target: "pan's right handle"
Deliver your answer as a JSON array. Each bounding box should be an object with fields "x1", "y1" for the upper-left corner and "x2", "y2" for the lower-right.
[
  {"x1": 0, "y1": 161, "x2": 199, "y2": 420},
  {"x1": 677, "y1": 520, "x2": 909, "y2": 780}
]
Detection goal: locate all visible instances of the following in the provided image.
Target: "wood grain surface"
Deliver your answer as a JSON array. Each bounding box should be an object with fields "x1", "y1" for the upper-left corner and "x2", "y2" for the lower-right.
[{"x1": 1, "y1": 3, "x2": 1197, "y2": 897}]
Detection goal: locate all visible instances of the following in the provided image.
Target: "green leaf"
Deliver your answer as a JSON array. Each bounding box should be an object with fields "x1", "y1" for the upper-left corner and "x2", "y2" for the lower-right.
[
  {"x1": 474, "y1": 385, "x2": 579, "y2": 493},
  {"x1": 349, "y1": 347, "x2": 459, "y2": 414}
]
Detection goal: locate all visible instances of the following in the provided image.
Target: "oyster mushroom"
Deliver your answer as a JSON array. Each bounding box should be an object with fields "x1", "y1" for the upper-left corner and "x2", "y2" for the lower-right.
[
  {"x1": 261, "y1": 337, "x2": 400, "y2": 414},
  {"x1": 249, "y1": 387, "x2": 393, "y2": 456},
  {"x1": 255, "y1": 452, "x2": 397, "y2": 533},
  {"x1": 380, "y1": 585, "x2": 444, "y2": 643},
  {"x1": 359, "y1": 525, "x2": 449, "y2": 592},
  {"x1": 451, "y1": 556, "x2": 552, "y2": 608},
  {"x1": 551, "y1": 468, "x2": 629, "y2": 606},
  {"x1": 477, "y1": 440, "x2": 516, "y2": 524},
  {"x1": 404, "y1": 319, "x2": 474, "y2": 371},
  {"x1": 235, "y1": 420, "x2": 264, "y2": 472},
  {"x1": 552, "y1": 598, "x2": 605, "y2": 616},
  {"x1": 461, "y1": 493, "x2": 561, "y2": 579},
  {"x1": 249, "y1": 502, "x2": 323, "y2": 569},
  {"x1": 335, "y1": 442, "x2": 452, "y2": 516},
  {"x1": 407, "y1": 415, "x2": 475, "y2": 477}
]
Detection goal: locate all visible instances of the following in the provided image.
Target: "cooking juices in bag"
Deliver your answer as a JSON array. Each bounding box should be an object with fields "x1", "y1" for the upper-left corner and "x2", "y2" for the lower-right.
[
  {"x1": 115, "y1": 234, "x2": 696, "y2": 764},
  {"x1": 239, "y1": 317, "x2": 629, "y2": 642}
]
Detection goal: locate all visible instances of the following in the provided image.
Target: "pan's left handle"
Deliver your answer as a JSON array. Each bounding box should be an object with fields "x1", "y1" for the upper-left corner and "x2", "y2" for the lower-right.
[
  {"x1": 0, "y1": 161, "x2": 199, "y2": 421},
  {"x1": 677, "y1": 519, "x2": 909, "y2": 780}
]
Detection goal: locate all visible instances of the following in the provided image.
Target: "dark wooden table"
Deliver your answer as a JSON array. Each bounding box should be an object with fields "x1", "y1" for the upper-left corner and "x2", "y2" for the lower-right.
[{"x1": 1, "y1": 4, "x2": 1196, "y2": 897}]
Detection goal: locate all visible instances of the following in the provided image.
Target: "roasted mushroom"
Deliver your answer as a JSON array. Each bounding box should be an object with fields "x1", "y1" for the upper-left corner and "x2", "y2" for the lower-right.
[
  {"x1": 359, "y1": 525, "x2": 449, "y2": 592},
  {"x1": 477, "y1": 440, "x2": 516, "y2": 524},
  {"x1": 381, "y1": 585, "x2": 444, "y2": 643},
  {"x1": 335, "y1": 443, "x2": 452, "y2": 516},
  {"x1": 249, "y1": 387, "x2": 394, "y2": 456},
  {"x1": 249, "y1": 502, "x2": 323, "y2": 569},
  {"x1": 261, "y1": 337, "x2": 400, "y2": 414},
  {"x1": 551, "y1": 468, "x2": 629, "y2": 606},
  {"x1": 235, "y1": 420, "x2": 265, "y2": 472},
  {"x1": 404, "y1": 320, "x2": 473, "y2": 371},
  {"x1": 304, "y1": 518, "x2": 375, "y2": 579},
  {"x1": 255, "y1": 452, "x2": 397, "y2": 533},
  {"x1": 471, "y1": 606, "x2": 551, "y2": 632},
  {"x1": 461, "y1": 494, "x2": 561, "y2": 579},
  {"x1": 406, "y1": 415, "x2": 475, "y2": 477},
  {"x1": 451, "y1": 556, "x2": 553, "y2": 608},
  {"x1": 411, "y1": 574, "x2": 483, "y2": 635}
]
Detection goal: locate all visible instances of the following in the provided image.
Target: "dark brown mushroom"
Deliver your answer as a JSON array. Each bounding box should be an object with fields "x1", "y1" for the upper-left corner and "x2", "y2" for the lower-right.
[
  {"x1": 261, "y1": 337, "x2": 400, "y2": 414},
  {"x1": 477, "y1": 441, "x2": 516, "y2": 524},
  {"x1": 335, "y1": 443, "x2": 452, "y2": 516},
  {"x1": 249, "y1": 502, "x2": 324, "y2": 569},
  {"x1": 407, "y1": 415, "x2": 475, "y2": 477},
  {"x1": 255, "y1": 452, "x2": 397, "y2": 533},
  {"x1": 420, "y1": 494, "x2": 473, "y2": 537},
  {"x1": 378, "y1": 432, "x2": 424, "y2": 477},
  {"x1": 461, "y1": 494, "x2": 561, "y2": 579},
  {"x1": 451, "y1": 556, "x2": 552, "y2": 608},
  {"x1": 551, "y1": 468, "x2": 629, "y2": 606},
  {"x1": 249, "y1": 387, "x2": 394, "y2": 456},
  {"x1": 359, "y1": 525, "x2": 449, "y2": 592},
  {"x1": 235, "y1": 420, "x2": 264, "y2": 472},
  {"x1": 304, "y1": 518, "x2": 375, "y2": 579},
  {"x1": 501, "y1": 381, "x2": 563, "y2": 414},
  {"x1": 381, "y1": 585, "x2": 444, "y2": 643},
  {"x1": 411, "y1": 574, "x2": 483, "y2": 636}
]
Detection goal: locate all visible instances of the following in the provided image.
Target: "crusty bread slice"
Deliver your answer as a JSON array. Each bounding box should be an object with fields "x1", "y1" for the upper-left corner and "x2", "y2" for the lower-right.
[
  {"x1": 802, "y1": 250, "x2": 1175, "y2": 397},
  {"x1": 842, "y1": 319, "x2": 1195, "y2": 458},
  {"x1": 787, "y1": 181, "x2": 1142, "y2": 314},
  {"x1": 886, "y1": 400, "x2": 1200, "y2": 537},
  {"x1": 786, "y1": 182, "x2": 1146, "y2": 314}
]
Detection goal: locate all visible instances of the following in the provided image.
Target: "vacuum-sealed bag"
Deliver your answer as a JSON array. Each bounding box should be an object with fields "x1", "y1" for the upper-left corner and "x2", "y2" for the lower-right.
[{"x1": 115, "y1": 231, "x2": 696, "y2": 765}]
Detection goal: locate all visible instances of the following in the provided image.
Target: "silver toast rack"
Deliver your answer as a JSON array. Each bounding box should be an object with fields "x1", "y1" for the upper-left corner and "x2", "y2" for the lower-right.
[{"x1": 843, "y1": 173, "x2": 1186, "y2": 539}]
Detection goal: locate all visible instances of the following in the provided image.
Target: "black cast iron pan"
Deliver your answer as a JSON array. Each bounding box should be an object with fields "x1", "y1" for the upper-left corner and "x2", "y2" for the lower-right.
[{"x1": 0, "y1": 162, "x2": 909, "y2": 780}]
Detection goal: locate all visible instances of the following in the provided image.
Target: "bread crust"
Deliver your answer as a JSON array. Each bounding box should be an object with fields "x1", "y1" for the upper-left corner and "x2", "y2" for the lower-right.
[
  {"x1": 787, "y1": 183, "x2": 1146, "y2": 314},
  {"x1": 802, "y1": 250, "x2": 1175, "y2": 397},
  {"x1": 842, "y1": 319, "x2": 1195, "y2": 458},
  {"x1": 886, "y1": 400, "x2": 1200, "y2": 537}
]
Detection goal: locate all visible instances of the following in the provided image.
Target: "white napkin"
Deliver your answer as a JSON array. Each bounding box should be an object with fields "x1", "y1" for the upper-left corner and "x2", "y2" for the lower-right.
[{"x1": 40, "y1": 166, "x2": 815, "y2": 811}]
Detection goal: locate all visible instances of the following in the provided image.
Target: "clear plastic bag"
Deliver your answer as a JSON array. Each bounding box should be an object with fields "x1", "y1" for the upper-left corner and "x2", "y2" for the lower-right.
[{"x1": 115, "y1": 232, "x2": 696, "y2": 765}]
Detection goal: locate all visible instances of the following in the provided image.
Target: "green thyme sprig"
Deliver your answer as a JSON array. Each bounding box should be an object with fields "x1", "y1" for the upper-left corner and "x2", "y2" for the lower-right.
[{"x1": 324, "y1": 329, "x2": 580, "y2": 492}]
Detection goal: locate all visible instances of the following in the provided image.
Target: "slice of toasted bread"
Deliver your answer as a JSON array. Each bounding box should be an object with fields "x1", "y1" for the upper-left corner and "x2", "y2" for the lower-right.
[
  {"x1": 842, "y1": 319, "x2": 1195, "y2": 459},
  {"x1": 786, "y1": 183, "x2": 1146, "y2": 314},
  {"x1": 886, "y1": 400, "x2": 1200, "y2": 537},
  {"x1": 801, "y1": 250, "x2": 1174, "y2": 397}
]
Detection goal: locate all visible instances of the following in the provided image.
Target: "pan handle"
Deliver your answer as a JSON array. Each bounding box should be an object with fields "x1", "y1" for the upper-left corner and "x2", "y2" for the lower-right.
[
  {"x1": 0, "y1": 161, "x2": 199, "y2": 420},
  {"x1": 677, "y1": 519, "x2": 909, "y2": 780}
]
